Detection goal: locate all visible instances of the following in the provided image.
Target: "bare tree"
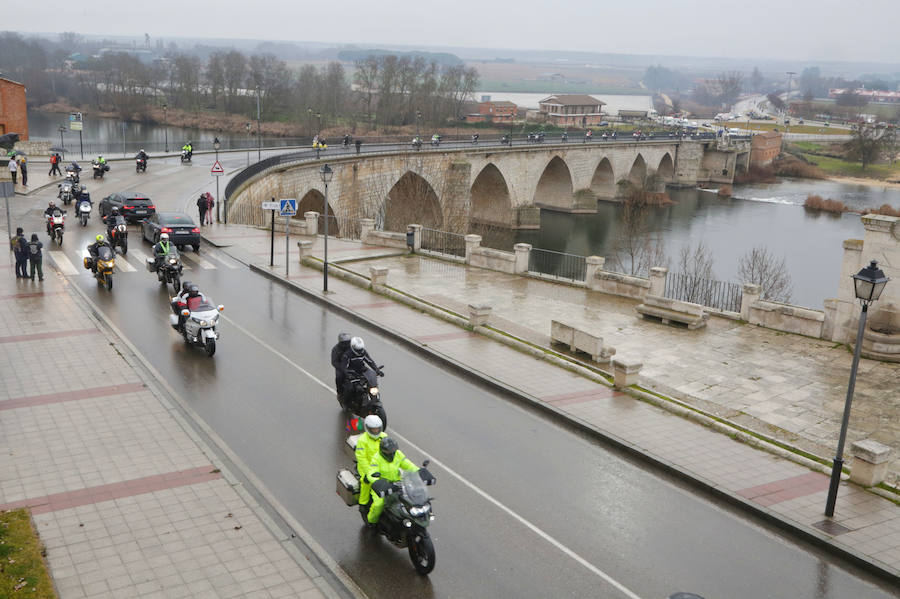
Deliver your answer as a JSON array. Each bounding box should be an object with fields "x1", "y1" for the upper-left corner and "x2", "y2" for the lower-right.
[
  {"x1": 673, "y1": 242, "x2": 716, "y2": 304},
  {"x1": 716, "y1": 71, "x2": 744, "y2": 107},
  {"x1": 737, "y1": 246, "x2": 793, "y2": 302},
  {"x1": 610, "y1": 175, "x2": 669, "y2": 276},
  {"x1": 844, "y1": 125, "x2": 893, "y2": 170}
]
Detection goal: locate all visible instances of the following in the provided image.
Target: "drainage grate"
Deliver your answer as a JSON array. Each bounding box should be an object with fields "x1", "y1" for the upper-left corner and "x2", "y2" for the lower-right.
[{"x1": 812, "y1": 520, "x2": 853, "y2": 536}]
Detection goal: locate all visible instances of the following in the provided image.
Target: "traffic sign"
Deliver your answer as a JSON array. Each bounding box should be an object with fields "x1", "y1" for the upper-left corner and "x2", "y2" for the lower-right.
[
  {"x1": 279, "y1": 198, "x2": 297, "y2": 217},
  {"x1": 261, "y1": 201, "x2": 280, "y2": 210},
  {"x1": 69, "y1": 112, "x2": 83, "y2": 132},
  {"x1": 211, "y1": 161, "x2": 224, "y2": 176}
]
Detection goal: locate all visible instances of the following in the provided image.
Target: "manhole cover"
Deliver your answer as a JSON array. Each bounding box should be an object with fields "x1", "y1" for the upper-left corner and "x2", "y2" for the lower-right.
[{"x1": 812, "y1": 519, "x2": 853, "y2": 535}]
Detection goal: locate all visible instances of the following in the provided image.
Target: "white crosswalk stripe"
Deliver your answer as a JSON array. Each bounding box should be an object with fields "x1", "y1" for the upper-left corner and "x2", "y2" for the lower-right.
[
  {"x1": 180, "y1": 253, "x2": 217, "y2": 270},
  {"x1": 115, "y1": 256, "x2": 136, "y2": 272},
  {"x1": 48, "y1": 251, "x2": 79, "y2": 275}
]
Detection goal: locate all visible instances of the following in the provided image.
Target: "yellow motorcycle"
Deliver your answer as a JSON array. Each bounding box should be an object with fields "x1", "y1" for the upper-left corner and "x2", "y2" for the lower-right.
[{"x1": 84, "y1": 245, "x2": 115, "y2": 290}]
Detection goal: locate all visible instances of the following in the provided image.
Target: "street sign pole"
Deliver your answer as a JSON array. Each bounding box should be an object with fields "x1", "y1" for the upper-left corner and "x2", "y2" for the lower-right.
[
  {"x1": 284, "y1": 215, "x2": 290, "y2": 278},
  {"x1": 211, "y1": 161, "x2": 225, "y2": 223},
  {"x1": 261, "y1": 200, "x2": 280, "y2": 267}
]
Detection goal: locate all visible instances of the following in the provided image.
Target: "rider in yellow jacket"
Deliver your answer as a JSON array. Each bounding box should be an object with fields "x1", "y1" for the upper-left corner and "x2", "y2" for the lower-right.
[
  {"x1": 355, "y1": 415, "x2": 386, "y2": 513},
  {"x1": 364, "y1": 437, "x2": 419, "y2": 525}
]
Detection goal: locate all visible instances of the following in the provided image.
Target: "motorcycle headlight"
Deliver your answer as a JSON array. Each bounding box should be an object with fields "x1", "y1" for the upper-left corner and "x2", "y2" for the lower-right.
[
  {"x1": 409, "y1": 505, "x2": 431, "y2": 518},
  {"x1": 369, "y1": 387, "x2": 378, "y2": 395},
  {"x1": 168, "y1": 258, "x2": 177, "y2": 265},
  {"x1": 99, "y1": 260, "x2": 114, "y2": 268}
]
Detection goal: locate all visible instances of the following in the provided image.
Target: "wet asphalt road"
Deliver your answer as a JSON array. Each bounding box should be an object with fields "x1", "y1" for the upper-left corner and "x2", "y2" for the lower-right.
[{"x1": 18, "y1": 156, "x2": 900, "y2": 599}]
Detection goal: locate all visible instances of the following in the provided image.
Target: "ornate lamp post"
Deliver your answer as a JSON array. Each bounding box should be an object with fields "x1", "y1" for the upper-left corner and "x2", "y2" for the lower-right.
[
  {"x1": 824, "y1": 260, "x2": 890, "y2": 517},
  {"x1": 319, "y1": 164, "x2": 334, "y2": 292},
  {"x1": 256, "y1": 86, "x2": 262, "y2": 161},
  {"x1": 213, "y1": 138, "x2": 221, "y2": 222},
  {"x1": 245, "y1": 123, "x2": 251, "y2": 166},
  {"x1": 163, "y1": 103, "x2": 168, "y2": 153}
]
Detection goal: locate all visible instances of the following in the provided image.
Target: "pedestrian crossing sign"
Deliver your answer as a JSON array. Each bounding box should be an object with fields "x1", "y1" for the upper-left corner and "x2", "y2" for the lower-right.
[{"x1": 279, "y1": 199, "x2": 297, "y2": 217}]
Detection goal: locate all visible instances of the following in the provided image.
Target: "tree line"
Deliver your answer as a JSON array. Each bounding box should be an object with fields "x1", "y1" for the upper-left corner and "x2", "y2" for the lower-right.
[{"x1": 0, "y1": 31, "x2": 480, "y2": 133}]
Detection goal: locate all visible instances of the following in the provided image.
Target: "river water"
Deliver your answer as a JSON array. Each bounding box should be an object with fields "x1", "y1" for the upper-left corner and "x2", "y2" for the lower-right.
[{"x1": 508, "y1": 180, "x2": 900, "y2": 310}]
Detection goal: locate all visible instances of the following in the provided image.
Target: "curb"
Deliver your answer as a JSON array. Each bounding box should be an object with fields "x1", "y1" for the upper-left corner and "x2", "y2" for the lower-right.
[{"x1": 242, "y1": 255, "x2": 900, "y2": 587}]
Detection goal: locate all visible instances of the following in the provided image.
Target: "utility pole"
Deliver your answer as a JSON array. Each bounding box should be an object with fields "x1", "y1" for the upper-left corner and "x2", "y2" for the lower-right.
[
  {"x1": 785, "y1": 71, "x2": 796, "y2": 137},
  {"x1": 256, "y1": 86, "x2": 262, "y2": 161}
]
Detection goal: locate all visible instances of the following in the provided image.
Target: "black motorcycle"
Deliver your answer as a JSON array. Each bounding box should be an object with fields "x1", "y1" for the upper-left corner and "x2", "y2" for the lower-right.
[
  {"x1": 136, "y1": 157, "x2": 147, "y2": 173},
  {"x1": 91, "y1": 161, "x2": 109, "y2": 179},
  {"x1": 104, "y1": 217, "x2": 128, "y2": 255},
  {"x1": 340, "y1": 366, "x2": 387, "y2": 428},
  {"x1": 147, "y1": 250, "x2": 182, "y2": 293}
]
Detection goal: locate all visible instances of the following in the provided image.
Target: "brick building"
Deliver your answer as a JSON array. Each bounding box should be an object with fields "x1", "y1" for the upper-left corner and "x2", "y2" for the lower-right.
[
  {"x1": 0, "y1": 78, "x2": 28, "y2": 140},
  {"x1": 538, "y1": 94, "x2": 605, "y2": 127},
  {"x1": 750, "y1": 131, "x2": 782, "y2": 167},
  {"x1": 478, "y1": 100, "x2": 517, "y2": 122}
]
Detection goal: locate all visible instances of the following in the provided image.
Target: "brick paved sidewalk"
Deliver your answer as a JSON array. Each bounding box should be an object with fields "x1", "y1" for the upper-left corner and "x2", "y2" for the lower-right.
[
  {"x1": 0, "y1": 261, "x2": 342, "y2": 598},
  {"x1": 205, "y1": 226, "x2": 900, "y2": 581}
]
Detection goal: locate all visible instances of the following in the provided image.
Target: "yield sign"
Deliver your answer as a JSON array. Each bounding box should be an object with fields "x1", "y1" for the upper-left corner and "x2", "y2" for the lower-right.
[{"x1": 211, "y1": 161, "x2": 224, "y2": 176}]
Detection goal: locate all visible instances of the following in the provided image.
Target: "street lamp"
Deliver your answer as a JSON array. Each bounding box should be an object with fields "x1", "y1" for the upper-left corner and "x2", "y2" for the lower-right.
[
  {"x1": 214, "y1": 137, "x2": 221, "y2": 222},
  {"x1": 245, "y1": 122, "x2": 251, "y2": 167},
  {"x1": 256, "y1": 86, "x2": 262, "y2": 161},
  {"x1": 319, "y1": 163, "x2": 334, "y2": 292},
  {"x1": 824, "y1": 259, "x2": 890, "y2": 517},
  {"x1": 307, "y1": 107, "x2": 313, "y2": 139},
  {"x1": 58, "y1": 126, "x2": 65, "y2": 152},
  {"x1": 163, "y1": 103, "x2": 168, "y2": 153},
  {"x1": 785, "y1": 71, "x2": 796, "y2": 137},
  {"x1": 415, "y1": 109, "x2": 421, "y2": 148}
]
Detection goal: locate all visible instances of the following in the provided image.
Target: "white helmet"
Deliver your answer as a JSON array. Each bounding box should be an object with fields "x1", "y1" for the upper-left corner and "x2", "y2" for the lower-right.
[
  {"x1": 364, "y1": 414, "x2": 383, "y2": 439},
  {"x1": 350, "y1": 337, "x2": 364, "y2": 355},
  {"x1": 160, "y1": 233, "x2": 169, "y2": 241}
]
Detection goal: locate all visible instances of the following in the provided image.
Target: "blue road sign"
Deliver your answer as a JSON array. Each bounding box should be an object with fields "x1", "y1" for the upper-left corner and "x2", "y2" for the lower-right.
[{"x1": 279, "y1": 198, "x2": 297, "y2": 217}]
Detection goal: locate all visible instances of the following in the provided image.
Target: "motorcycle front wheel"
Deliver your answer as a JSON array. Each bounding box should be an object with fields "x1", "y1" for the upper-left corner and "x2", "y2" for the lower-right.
[
  {"x1": 105, "y1": 274, "x2": 113, "y2": 291},
  {"x1": 121, "y1": 239, "x2": 128, "y2": 255},
  {"x1": 204, "y1": 338, "x2": 216, "y2": 357},
  {"x1": 81, "y1": 215, "x2": 88, "y2": 227},
  {"x1": 407, "y1": 530, "x2": 435, "y2": 575},
  {"x1": 56, "y1": 231, "x2": 63, "y2": 245}
]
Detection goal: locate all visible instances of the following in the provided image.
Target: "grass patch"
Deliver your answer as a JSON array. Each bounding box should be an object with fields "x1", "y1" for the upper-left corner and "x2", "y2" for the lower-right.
[
  {"x1": 0, "y1": 509, "x2": 57, "y2": 598},
  {"x1": 724, "y1": 121, "x2": 850, "y2": 135},
  {"x1": 801, "y1": 153, "x2": 900, "y2": 180},
  {"x1": 792, "y1": 141, "x2": 828, "y2": 153}
]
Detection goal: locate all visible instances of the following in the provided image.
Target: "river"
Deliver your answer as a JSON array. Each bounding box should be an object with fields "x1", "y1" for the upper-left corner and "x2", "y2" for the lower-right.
[{"x1": 502, "y1": 179, "x2": 900, "y2": 310}]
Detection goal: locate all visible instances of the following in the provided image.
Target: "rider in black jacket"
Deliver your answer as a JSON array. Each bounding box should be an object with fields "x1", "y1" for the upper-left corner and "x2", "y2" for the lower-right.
[{"x1": 338, "y1": 337, "x2": 381, "y2": 402}]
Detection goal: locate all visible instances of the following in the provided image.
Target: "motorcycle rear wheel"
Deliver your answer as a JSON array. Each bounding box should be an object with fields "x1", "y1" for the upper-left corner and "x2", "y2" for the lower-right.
[
  {"x1": 204, "y1": 338, "x2": 216, "y2": 357},
  {"x1": 407, "y1": 531, "x2": 435, "y2": 575},
  {"x1": 171, "y1": 276, "x2": 181, "y2": 294},
  {"x1": 374, "y1": 405, "x2": 388, "y2": 431}
]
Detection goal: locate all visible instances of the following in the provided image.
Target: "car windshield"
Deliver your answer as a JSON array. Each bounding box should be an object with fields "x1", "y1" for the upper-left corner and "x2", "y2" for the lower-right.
[
  {"x1": 97, "y1": 246, "x2": 114, "y2": 260},
  {"x1": 400, "y1": 469, "x2": 428, "y2": 505}
]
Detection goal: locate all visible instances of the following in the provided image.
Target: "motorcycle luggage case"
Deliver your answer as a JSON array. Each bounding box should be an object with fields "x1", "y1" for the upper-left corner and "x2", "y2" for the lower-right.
[
  {"x1": 336, "y1": 469, "x2": 359, "y2": 506},
  {"x1": 344, "y1": 434, "x2": 360, "y2": 460},
  {"x1": 145, "y1": 258, "x2": 156, "y2": 272}
]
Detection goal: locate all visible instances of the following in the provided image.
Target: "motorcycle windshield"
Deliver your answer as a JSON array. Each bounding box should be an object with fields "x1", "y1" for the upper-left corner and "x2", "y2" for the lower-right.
[
  {"x1": 400, "y1": 470, "x2": 428, "y2": 505},
  {"x1": 363, "y1": 368, "x2": 378, "y2": 387},
  {"x1": 97, "y1": 246, "x2": 113, "y2": 260}
]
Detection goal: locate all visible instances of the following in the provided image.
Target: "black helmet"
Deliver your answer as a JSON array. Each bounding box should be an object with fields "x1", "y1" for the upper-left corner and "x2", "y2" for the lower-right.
[
  {"x1": 181, "y1": 280, "x2": 193, "y2": 294},
  {"x1": 338, "y1": 332, "x2": 351, "y2": 345},
  {"x1": 379, "y1": 437, "x2": 398, "y2": 462},
  {"x1": 188, "y1": 285, "x2": 200, "y2": 298}
]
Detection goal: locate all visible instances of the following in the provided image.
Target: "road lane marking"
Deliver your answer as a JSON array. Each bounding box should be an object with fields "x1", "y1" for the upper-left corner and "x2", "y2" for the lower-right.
[
  {"x1": 48, "y1": 251, "x2": 79, "y2": 275},
  {"x1": 202, "y1": 251, "x2": 238, "y2": 269},
  {"x1": 181, "y1": 253, "x2": 217, "y2": 270},
  {"x1": 221, "y1": 314, "x2": 643, "y2": 599},
  {"x1": 115, "y1": 257, "x2": 136, "y2": 272},
  {"x1": 128, "y1": 248, "x2": 152, "y2": 267}
]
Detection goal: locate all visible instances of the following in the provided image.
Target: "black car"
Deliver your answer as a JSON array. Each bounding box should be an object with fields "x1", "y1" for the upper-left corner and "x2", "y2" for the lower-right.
[
  {"x1": 141, "y1": 212, "x2": 201, "y2": 252},
  {"x1": 100, "y1": 192, "x2": 155, "y2": 223}
]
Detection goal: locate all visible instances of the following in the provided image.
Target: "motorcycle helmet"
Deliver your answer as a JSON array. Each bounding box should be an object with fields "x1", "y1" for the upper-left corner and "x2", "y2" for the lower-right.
[
  {"x1": 140, "y1": 149, "x2": 145, "y2": 153},
  {"x1": 48, "y1": 201, "x2": 56, "y2": 208},
  {"x1": 338, "y1": 332, "x2": 351, "y2": 346},
  {"x1": 350, "y1": 337, "x2": 365, "y2": 355},
  {"x1": 111, "y1": 207, "x2": 119, "y2": 215},
  {"x1": 364, "y1": 415, "x2": 383, "y2": 439},
  {"x1": 379, "y1": 437, "x2": 398, "y2": 462},
  {"x1": 160, "y1": 233, "x2": 169, "y2": 241},
  {"x1": 95, "y1": 234, "x2": 104, "y2": 242},
  {"x1": 188, "y1": 285, "x2": 200, "y2": 298},
  {"x1": 181, "y1": 280, "x2": 193, "y2": 294}
]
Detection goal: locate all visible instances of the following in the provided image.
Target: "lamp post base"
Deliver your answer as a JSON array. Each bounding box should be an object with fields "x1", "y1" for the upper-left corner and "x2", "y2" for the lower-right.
[{"x1": 824, "y1": 456, "x2": 844, "y2": 517}]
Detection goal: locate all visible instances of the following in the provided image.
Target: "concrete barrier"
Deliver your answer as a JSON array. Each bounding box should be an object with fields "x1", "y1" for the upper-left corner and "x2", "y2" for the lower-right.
[
  {"x1": 635, "y1": 294, "x2": 709, "y2": 329},
  {"x1": 550, "y1": 320, "x2": 615, "y2": 363}
]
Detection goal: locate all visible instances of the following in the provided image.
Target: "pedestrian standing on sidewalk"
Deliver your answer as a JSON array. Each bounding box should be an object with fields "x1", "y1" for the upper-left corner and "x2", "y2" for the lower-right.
[
  {"x1": 49, "y1": 153, "x2": 62, "y2": 176},
  {"x1": 27, "y1": 234, "x2": 43, "y2": 281},
  {"x1": 197, "y1": 194, "x2": 208, "y2": 225},
  {"x1": 205, "y1": 192, "x2": 215, "y2": 224},
  {"x1": 11, "y1": 227, "x2": 28, "y2": 278},
  {"x1": 8, "y1": 157, "x2": 17, "y2": 185},
  {"x1": 18, "y1": 155, "x2": 27, "y2": 187}
]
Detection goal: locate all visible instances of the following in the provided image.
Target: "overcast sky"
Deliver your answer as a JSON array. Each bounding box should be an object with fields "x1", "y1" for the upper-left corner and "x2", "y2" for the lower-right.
[{"x1": 7, "y1": 0, "x2": 899, "y2": 64}]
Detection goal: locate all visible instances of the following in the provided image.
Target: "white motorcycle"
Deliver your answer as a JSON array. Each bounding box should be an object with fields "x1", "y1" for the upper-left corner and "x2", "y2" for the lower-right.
[
  {"x1": 170, "y1": 297, "x2": 223, "y2": 357},
  {"x1": 77, "y1": 200, "x2": 92, "y2": 226}
]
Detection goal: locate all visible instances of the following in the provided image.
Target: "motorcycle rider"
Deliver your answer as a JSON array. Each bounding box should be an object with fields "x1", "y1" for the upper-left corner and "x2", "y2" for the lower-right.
[
  {"x1": 96, "y1": 154, "x2": 107, "y2": 167},
  {"x1": 170, "y1": 280, "x2": 194, "y2": 332},
  {"x1": 355, "y1": 414, "x2": 386, "y2": 517},
  {"x1": 364, "y1": 437, "x2": 419, "y2": 526},
  {"x1": 152, "y1": 233, "x2": 175, "y2": 270},
  {"x1": 44, "y1": 201, "x2": 61, "y2": 235},
  {"x1": 135, "y1": 148, "x2": 149, "y2": 169},
  {"x1": 87, "y1": 234, "x2": 110, "y2": 272},
  {"x1": 331, "y1": 332, "x2": 352, "y2": 397},
  {"x1": 339, "y1": 337, "x2": 381, "y2": 404},
  {"x1": 182, "y1": 141, "x2": 193, "y2": 160}
]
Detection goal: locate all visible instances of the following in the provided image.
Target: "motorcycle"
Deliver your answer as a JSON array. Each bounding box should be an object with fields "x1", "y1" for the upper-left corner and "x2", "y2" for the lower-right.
[
  {"x1": 147, "y1": 251, "x2": 182, "y2": 293},
  {"x1": 561, "y1": 132, "x2": 569, "y2": 142},
  {"x1": 430, "y1": 135, "x2": 441, "y2": 147},
  {"x1": 91, "y1": 160, "x2": 109, "y2": 179},
  {"x1": 411, "y1": 137, "x2": 423, "y2": 150},
  {"x1": 180, "y1": 150, "x2": 191, "y2": 164},
  {"x1": 501, "y1": 135, "x2": 510, "y2": 146},
  {"x1": 342, "y1": 135, "x2": 351, "y2": 149},
  {"x1": 84, "y1": 244, "x2": 115, "y2": 290},
  {"x1": 64, "y1": 168, "x2": 80, "y2": 184},
  {"x1": 76, "y1": 196, "x2": 92, "y2": 227},
  {"x1": 337, "y1": 456, "x2": 437, "y2": 575},
  {"x1": 47, "y1": 210, "x2": 65, "y2": 245},
  {"x1": 339, "y1": 366, "x2": 387, "y2": 427},
  {"x1": 136, "y1": 157, "x2": 147, "y2": 173},
  {"x1": 171, "y1": 297, "x2": 223, "y2": 357},
  {"x1": 471, "y1": 134, "x2": 479, "y2": 144},
  {"x1": 58, "y1": 181, "x2": 74, "y2": 206},
  {"x1": 104, "y1": 217, "x2": 128, "y2": 255}
]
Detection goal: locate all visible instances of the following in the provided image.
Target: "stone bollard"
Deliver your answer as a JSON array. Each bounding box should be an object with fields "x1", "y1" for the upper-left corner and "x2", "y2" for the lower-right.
[
  {"x1": 741, "y1": 283, "x2": 761, "y2": 321},
  {"x1": 465, "y1": 234, "x2": 482, "y2": 264},
  {"x1": 514, "y1": 243, "x2": 532, "y2": 274},
  {"x1": 850, "y1": 439, "x2": 893, "y2": 487},
  {"x1": 468, "y1": 303, "x2": 492, "y2": 327},
  {"x1": 304, "y1": 211, "x2": 318, "y2": 236},
  {"x1": 407, "y1": 224, "x2": 423, "y2": 252},
  {"x1": 648, "y1": 267, "x2": 668, "y2": 296},
  {"x1": 585, "y1": 256, "x2": 605, "y2": 284},
  {"x1": 360, "y1": 218, "x2": 375, "y2": 244},
  {"x1": 612, "y1": 358, "x2": 642, "y2": 389},
  {"x1": 369, "y1": 266, "x2": 389, "y2": 290},
  {"x1": 297, "y1": 240, "x2": 313, "y2": 263}
]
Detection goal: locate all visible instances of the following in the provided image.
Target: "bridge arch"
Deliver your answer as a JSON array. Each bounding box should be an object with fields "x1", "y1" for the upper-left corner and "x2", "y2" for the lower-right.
[
  {"x1": 590, "y1": 157, "x2": 615, "y2": 200},
  {"x1": 470, "y1": 163, "x2": 512, "y2": 225},
  {"x1": 627, "y1": 154, "x2": 647, "y2": 185},
  {"x1": 297, "y1": 188, "x2": 342, "y2": 236},
  {"x1": 381, "y1": 170, "x2": 442, "y2": 232},
  {"x1": 533, "y1": 156, "x2": 574, "y2": 209},
  {"x1": 657, "y1": 153, "x2": 674, "y2": 182}
]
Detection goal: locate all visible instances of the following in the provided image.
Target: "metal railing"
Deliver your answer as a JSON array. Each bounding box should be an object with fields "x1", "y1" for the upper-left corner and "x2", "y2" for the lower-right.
[
  {"x1": 420, "y1": 227, "x2": 466, "y2": 258},
  {"x1": 528, "y1": 248, "x2": 587, "y2": 282},
  {"x1": 664, "y1": 272, "x2": 742, "y2": 312},
  {"x1": 318, "y1": 214, "x2": 364, "y2": 240}
]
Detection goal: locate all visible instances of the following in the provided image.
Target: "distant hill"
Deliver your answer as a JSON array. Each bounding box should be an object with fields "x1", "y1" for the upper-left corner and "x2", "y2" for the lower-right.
[{"x1": 337, "y1": 48, "x2": 463, "y2": 66}]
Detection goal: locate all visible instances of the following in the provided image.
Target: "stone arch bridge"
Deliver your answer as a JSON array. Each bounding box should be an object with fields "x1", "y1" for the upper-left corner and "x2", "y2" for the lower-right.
[{"x1": 228, "y1": 139, "x2": 748, "y2": 231}]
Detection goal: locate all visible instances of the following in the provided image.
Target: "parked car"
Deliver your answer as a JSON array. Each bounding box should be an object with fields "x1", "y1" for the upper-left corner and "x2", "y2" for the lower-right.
[
  {"x1": 141, "y1": 212, "x2": 201, "y2": 252},
  {"x1": 100, "y1": 192, "x2": 155, "y2": 223}
]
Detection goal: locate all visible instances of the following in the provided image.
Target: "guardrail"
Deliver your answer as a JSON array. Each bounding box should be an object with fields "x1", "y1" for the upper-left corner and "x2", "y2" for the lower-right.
[
  {"x1": 318, "y1": 214, "x2": 364, "y2": 240},
  {"x1": 664, "y1": 272, "x2": 742, "y2": 312},
  {"x1": 420, "y1": 227, "x2": 467, "y2": 258},
  {"x1": 528, "y1": 248, "x2": 587, "y2": 282}
]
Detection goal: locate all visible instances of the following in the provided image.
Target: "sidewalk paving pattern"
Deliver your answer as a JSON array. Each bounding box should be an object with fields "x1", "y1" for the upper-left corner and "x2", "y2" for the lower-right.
[
  {"x1": 201, "y1": 224, "x2": 900, "y2": 579},
  {"x1": 0, "y1": 264, "x2": 336, "y2": 598}
]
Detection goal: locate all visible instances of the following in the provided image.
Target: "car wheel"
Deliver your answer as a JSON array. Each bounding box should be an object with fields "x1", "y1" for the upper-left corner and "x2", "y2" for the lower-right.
[{"x1": 193, "y1": 244, "x2": 200, "y2": 252}]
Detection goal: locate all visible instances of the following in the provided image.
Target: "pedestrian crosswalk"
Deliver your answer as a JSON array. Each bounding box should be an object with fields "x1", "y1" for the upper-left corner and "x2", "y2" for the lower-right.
[{"x1": 47, "y1": 244, "x2": 236, "y2": 277}]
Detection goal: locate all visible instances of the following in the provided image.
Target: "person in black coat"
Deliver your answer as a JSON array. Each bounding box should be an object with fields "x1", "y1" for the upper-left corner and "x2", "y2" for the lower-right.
[
  {"x1": 12, "y1": 227, "x2": 28, "y2": 278},
  {"x1": 331, "y1": 332, "x2": 352, "y2": 396}
]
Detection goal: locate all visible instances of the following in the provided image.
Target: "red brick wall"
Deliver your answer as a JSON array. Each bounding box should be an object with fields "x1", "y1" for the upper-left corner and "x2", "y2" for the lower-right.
[
  {"x1": 750, "y1": 132, "x2": 782, "y2": 167},
  {"x1": 0, "y1": 79, "x2": 28, "y2": 140}
]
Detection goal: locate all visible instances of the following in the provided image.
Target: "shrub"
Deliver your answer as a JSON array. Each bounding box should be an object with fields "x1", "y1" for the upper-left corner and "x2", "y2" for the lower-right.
[
  {"x1": 868, "y1": 204, "x2": 900, "y2": 217},
  {"x1": 774, "y1": 154, "x2": 827, "y2": 179},
  {"x1": 717, "y1": 185, "x2": 733, "y2": 198},
  {"x1": 734, "y1": 165, "x2": 777, "y2": 184},
  {"x1": 804, "y1": 194, "x2": 848, "y2": 213}
]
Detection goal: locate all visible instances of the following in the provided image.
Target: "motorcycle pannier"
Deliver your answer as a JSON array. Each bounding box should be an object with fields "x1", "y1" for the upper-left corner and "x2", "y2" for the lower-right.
[
  {"x1": 83, "y1": 257, "x2": 93, "y2": 270},
  {"x1": 336, "y1": 469, "x2": 360, "y2": 506}
]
